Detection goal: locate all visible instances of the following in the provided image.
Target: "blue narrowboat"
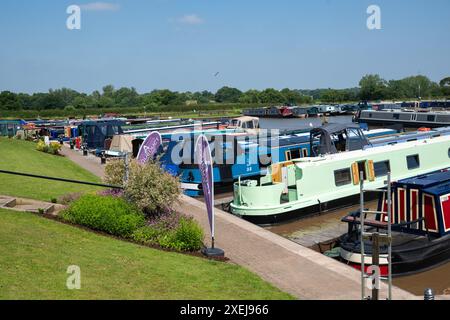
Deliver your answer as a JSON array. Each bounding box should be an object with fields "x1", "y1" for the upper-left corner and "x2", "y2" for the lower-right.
[{"x1": 160, "y1": 124, "x2": 398, "y2": 196}]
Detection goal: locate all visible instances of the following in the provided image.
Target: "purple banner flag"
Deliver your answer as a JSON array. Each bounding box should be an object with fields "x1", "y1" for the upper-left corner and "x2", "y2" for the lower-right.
[
  {"x1": 137, "y1": 131, "x2": 162, "y2": 164},
  {"x1": 195, "y1": 135, "x2": 214, "y2": 237}
]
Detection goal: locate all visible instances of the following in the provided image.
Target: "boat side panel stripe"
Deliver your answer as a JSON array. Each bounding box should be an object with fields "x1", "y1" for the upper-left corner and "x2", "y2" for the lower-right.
[
  {"x1": 423, "y1": 194, "x2": 439, "y2": 233},
  {"x1": 440, "y1": 194, "x2": 450, "y2": 233}
]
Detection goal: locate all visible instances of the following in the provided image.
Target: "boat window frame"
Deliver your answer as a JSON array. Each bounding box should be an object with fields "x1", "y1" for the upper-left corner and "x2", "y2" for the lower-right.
[
  {"x1": 406, "y1": 154, "x2": 420, "y2": 170},
  {"x1": 334, "y1": 168, "x2": 352, "y2": 187},
  {"x1": 302, "y1": 148, "x2": 308, "y2": 157},
  {"x1": 373, "y1": 160, "x2": 391, "y2": 177}
]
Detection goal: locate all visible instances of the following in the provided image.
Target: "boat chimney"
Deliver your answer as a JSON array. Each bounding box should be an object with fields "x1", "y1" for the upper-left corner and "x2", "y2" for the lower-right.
[{"x1": 424, "y1": 288, "x2": 435, "y2": 300}]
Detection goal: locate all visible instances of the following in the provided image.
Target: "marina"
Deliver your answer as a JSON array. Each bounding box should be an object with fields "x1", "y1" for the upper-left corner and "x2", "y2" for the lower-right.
[{"x1": 1, "y1": 1, "x2": 450, "y2": 304}]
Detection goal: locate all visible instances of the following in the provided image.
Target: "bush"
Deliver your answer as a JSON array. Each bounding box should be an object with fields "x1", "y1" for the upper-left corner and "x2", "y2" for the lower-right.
[
  {"x1": 36, "y1": 140, "x2": 49, "y2": 153},
  {"x1": 49, "y1": 142, "x2": 61, "y2": 155},
  {"x1": 104, "y1": 159, "x2": 180, "y2": 215},
  {"x1": 131, "y1": 213, "x2": 204, "y2": 251},
  {"x1": 62, "y1": 194, "x2": 145, "y2": 238},
  {"x1": 36, "y1": 140, "x2": 61, "y2": 155},
  {"x1": 126, "y1": 160, "x2": 181, "y2": 214},
  {"x1": 103, "y1": 159, "x2": 126, "y2": 187},
  {"x1": 160, "y1": 217, "x2": 204, "y2": 251}
]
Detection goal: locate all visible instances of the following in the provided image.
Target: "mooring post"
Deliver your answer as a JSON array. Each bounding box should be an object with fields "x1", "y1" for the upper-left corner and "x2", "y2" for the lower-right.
[{"x1": 424, "y1": 288, "x2": 435, "y2": 300}]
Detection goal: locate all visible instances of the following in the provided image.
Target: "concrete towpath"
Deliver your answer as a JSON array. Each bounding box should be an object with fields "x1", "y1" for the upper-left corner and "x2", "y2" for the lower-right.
[
  {"x1": 60, "y1": 144, "x2": 105, "y2": 179},
  {"x1": 178, "y1": 195, "x2": 417, "y2": 300},
  {"x1": 60, "y1": 147, "x2": 418, "y2": 299}
]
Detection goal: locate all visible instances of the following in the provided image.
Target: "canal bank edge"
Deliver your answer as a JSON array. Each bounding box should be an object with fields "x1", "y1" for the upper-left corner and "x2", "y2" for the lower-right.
[{"x1": 179, "y1": 194, "x2": 419, "y2": 300}]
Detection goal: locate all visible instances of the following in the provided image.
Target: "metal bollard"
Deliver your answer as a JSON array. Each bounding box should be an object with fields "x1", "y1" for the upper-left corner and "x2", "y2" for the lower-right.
[{"x1": 424, "y1": 288, "x2": 435, "y2": 300}]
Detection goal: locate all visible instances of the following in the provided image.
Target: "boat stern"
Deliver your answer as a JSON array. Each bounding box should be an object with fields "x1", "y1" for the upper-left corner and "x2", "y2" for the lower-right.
[{"x1": 230, "y1": 179, "x2": 285, "y2": 216}]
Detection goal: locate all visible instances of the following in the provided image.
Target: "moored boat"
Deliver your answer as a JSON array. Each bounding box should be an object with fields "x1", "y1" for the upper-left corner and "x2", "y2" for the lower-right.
[
  {"x1": 160, "y1": 124, "x2": 398, "y2": 196},
  {"x1": 339, "y1": 169, "x2": 450, "y2": 276},
  {"x1": 230, "y1": 133, "x2": 450, "y2": 224}
]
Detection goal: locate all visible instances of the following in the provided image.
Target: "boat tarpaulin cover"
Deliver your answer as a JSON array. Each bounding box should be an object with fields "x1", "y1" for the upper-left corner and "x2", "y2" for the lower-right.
[{"x1": 109, "y1": 135, "x2": 133, "y2": 153}]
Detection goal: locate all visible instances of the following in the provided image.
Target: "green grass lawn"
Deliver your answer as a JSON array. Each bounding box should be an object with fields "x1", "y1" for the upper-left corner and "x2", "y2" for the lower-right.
[
  {"x1": 0, "y1": 138, "x2": 102, "y2": 201},
  {"x1": 0, "y1": 208, "x2": 293, "y2": 300}
]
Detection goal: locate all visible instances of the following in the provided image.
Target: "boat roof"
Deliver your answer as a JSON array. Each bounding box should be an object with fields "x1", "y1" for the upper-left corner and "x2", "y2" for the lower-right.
[
  {"x1": 293, "y1": 135, "x2": 450, "y2": 168},
  {"x1": 310, "y1": 123, "x2": 361, "y2": 135},
  {"x1": 231, "y1": 116, "x2": 259, "y2": 122},
  {"x1": 397, "y1": 169, "x2": 450, "y2": 188},
  {"x1": 423, "y1": 180, "x2": 450, "y2": 196}
]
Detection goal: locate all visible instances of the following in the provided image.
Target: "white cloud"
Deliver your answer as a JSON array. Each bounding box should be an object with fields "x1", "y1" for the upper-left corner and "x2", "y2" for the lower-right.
[
  {"x1": 79, "y1": 2, "x2": 120, "y2": 11},
  {"x1": 177, "y1": 14, "x2": 204, "y2": 25}
]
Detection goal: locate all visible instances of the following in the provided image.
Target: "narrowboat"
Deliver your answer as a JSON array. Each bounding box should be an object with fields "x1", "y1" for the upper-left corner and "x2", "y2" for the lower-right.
[
  {"x1": 317, "y1": 105, "x2": 337, "y2": 116},
  {"x1": 161, "y1": 124, "x2": 398, "y2": 196},
  {"x1": 77, "y1": 119, "x2": 125, "y2": 149},
  {"x1": 339, "y1": 169, "x2": 450, "y2": 276},
  {"x1": 230, "y1": 133, "x2": 450, "y2": 224},
  {"x1": 355, "y1": 109, "x2": 450, "y2": 128},
  {"x1": 0, "y1": 119, "x2": 26, "y2": 137},
  {"x1": 292, "y1": 107, "x2": 308, "y2": 118}
]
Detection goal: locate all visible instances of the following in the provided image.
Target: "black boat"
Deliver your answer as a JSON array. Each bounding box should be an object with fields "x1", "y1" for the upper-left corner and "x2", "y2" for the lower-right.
[{"x1": 339, "y1": 169, "x2": 450, "y2": 276}]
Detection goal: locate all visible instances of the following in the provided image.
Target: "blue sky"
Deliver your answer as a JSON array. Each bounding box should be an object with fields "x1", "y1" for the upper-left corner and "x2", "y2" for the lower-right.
[{"x1": 0, "y1": 0, "x2": 449, "y2": 94}]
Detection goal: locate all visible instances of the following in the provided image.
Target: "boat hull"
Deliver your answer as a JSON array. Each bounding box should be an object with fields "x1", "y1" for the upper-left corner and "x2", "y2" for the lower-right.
[
  {"x1": 233, "y1": 193, "x2": 378, "y2": 225},
  {"x1": 339, "y1": 233, "x2": 450, "y2": 277}
]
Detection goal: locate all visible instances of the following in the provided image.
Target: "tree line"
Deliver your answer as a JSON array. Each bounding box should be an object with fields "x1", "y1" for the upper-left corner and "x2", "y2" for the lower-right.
[{"x1": 0, "y1": 75, "x2": 448, "y2": 111}]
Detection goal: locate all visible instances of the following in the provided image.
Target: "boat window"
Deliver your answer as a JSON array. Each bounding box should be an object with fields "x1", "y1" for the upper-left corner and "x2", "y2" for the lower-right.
[
  {"x1": 290, "y1": 149, "x2": 301, "y2": 160},
  {"x1": 448, "y1": 148, "x2": 450, "y2": 158},
  {"x1": 374, "y1": 160, "x2": 390, "y2": 177},
  {"x1": 393, "y1": 114, "x2": 400, "y2": 120},
  {"x1": 357, "y1": 161, "x2": 367, "y2": 180},
  {"x1": 302, "y1": 148, "x2": 308, "y2": 157},
  {"x1": 334, "y1": 168, "x2": 352, "y2": 186},
  {"x1": 407, "y1": 154, "x2": 420, "y2": 170},
  {"x1": 246, "y1": 121, "x2": 254, "y2": 129},
  {"x1": 285, "y1": 150, "x2": 291, "y2": 161},
  {"x1": 427, "y1": 115, "x2": 436, "y2": 122}
]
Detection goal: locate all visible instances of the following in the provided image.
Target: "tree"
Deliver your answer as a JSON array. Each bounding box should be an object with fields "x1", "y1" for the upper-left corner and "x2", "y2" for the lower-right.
[
  {"x1": 214, "y1": 86, "x2": 242, "y2": 103},
  {"x1": 359, "y1": 74, "x2": 387, "y2": 101},
  {"x1": 239, "y1": 89, "x2": 261, "y2": 104},
  {"x1": 440, "y1": 77, "x2": 450, "y2": 97},
  {"x1": 259, "y1": 88, "x2": 285, "y2": 104},
  {"x1": 0, "y1": 91, "x2": 21, "y2": 110}
]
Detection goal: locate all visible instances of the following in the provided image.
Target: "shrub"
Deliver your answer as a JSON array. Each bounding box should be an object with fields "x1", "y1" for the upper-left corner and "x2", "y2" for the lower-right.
[
  {"x1": 62, "y1": 194, "x2": 145, "y2": 238},
  {"x1": 160, "y1": 217, "x2": 204, "y2": 252},
  {"x1": 36, "y1": 140, "x2": 61, "y2": 155},
  {"x1": 49, "y1": 142, "x2": 62, "y2": 155},
  {"x1": 103, "y1": 159, "x2": 126, "y2": 187},
  {"x1": 131, "y1": 213, "x2": 204, "y2": 251},
  {"x1": 125, "y1": 160, "x2": 180, "y2": 215},
  {"x1": 104, "y1": 159, "x2": 180, "y2": 215},
  {"x1": 36, "y1": 140, "x2": 49, "y2": 153}
]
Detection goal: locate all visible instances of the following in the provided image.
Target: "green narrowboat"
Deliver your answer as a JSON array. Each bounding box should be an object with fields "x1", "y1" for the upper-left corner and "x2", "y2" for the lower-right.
[{"x1": 230, "y1": 135, "x2": 450, "y2": 224}]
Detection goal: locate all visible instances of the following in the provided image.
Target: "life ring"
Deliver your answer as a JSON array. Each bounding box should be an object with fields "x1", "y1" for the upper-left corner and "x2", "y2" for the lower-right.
[{"x1": 418, "y1": 127, "x2": 431, "y2": 132}]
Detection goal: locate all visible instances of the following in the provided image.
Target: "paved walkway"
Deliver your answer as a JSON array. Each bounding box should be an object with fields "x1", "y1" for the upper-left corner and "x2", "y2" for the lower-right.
[
  {"x1": 178, "y1": 195, "x2": 417, "y2": 300},
  {"x1": 59, "y1": 149, "x2": 418, "y2": 299},
  {"x1": 60, "y1": 145, "x2": 105, "y2": 178}
]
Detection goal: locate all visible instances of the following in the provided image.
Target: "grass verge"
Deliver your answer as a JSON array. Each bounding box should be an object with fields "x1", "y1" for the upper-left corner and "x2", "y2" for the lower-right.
[{"x1": 0, "y1": 208, "x2": 294, "y2": 300}]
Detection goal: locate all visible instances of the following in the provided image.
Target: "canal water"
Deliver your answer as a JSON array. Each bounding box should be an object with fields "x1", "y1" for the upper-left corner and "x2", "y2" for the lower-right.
[
  {"x1": 257, "y1": 116, "x2": 450, "y2": 296},
  {"x1": 259, "y1": 115, "x2": 353, "y2": 130}
]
